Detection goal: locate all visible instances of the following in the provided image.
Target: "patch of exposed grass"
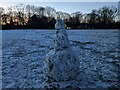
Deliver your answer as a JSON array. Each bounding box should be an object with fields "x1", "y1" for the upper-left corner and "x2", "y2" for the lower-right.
[{"x1": 72, "y1": 40, "x2": 95, "y2": 45}]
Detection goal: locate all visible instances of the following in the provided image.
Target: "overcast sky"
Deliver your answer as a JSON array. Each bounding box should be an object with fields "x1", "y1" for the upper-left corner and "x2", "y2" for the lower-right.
[{"x1": 0, "y1": 2, "x2": 118, "y2": 14}]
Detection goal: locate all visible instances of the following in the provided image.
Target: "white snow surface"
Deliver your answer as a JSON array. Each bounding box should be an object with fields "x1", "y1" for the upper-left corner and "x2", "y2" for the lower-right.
[{"x1": 2, "y1": 29, "x2": 120, "y2": 89}]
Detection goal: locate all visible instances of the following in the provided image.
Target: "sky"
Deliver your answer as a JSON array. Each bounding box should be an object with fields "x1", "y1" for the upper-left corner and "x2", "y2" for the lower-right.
[{"x1": 0, "y1": 2, "x2": 118, "y2": 14}]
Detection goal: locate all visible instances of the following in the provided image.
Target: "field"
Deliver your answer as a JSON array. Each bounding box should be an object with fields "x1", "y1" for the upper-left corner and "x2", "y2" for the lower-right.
[{"x1": 2, "y1": 29, "x2": 120, "y2": 88}]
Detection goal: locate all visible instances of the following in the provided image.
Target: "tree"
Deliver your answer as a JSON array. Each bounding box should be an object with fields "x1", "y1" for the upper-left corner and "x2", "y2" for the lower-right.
[
  {"x1": 0, "y1": 7, "x2": 4, "y2": 15},
  {"x1": 0, "y1": 7, "x2": 5, "y2": 25},
  {"x1": 98, "y1": 6, "x2": 117, "y2": 23},
  {"x1": 25, "y1": 5, "x2": 31, "y2": 18},
  {"x1": 45, "y1": 6, "x2": 56, "y2": 18},
  {"x1": 71, "y1": 11, "x2": 82, "y2": 23},
  {"x1": 0, "y1": 3, "x2": 119, "y2": 29},
  {"x1": 88, "y1": 9, "x2": 99, "y2": 23},
  {"x1": 56, "y1": 11, "x2": 71, "y2": 22},
  {"x1": 35, "y1": 7, "x2": 45, "y2": 17}
]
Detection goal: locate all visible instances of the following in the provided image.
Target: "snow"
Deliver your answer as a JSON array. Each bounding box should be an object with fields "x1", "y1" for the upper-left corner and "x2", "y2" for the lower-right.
[{"x1": 2, "y1": 29, "x2": 120, "y2": 89}]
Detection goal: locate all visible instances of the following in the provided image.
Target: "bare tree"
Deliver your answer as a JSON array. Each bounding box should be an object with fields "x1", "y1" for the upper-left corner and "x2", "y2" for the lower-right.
[
  {"x1": 35, "y1": 6, "x2": 45, "y2": 17},
  {"x1": 45, "y1": 6, "x2": 56, "y2": 18},
  {"x1": 98, "y1": 6, "x2": 117, "y2": 23},
  {"x1": 71, "y1": 11, "x2": 82, "y2": 23}
]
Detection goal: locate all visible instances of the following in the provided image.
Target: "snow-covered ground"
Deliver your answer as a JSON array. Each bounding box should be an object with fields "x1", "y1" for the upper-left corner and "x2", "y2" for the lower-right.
[{"x1": 2, "y1": 29, "x2": 120, "y2": 89}]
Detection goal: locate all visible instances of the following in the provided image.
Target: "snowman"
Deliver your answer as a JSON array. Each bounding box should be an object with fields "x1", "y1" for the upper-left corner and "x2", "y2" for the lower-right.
[{"x1": 44, "y1": 18, "x2": 80, "y2": 82}]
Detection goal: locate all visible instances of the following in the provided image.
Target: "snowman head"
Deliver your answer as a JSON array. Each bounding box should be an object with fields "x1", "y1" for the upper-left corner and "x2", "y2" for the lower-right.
[{"x1": 55, "y1": 18, "x2": 65, "y2": 30}]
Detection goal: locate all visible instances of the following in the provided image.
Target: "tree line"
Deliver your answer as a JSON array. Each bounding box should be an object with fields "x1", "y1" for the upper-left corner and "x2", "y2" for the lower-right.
[{"x1": 0, "y1": 3, "x2": 120, "y2": 30}]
